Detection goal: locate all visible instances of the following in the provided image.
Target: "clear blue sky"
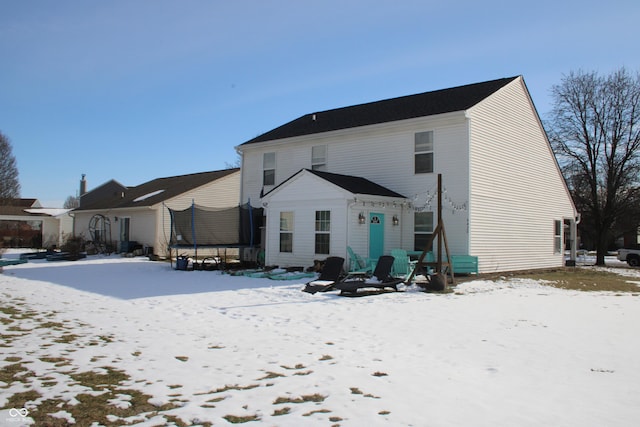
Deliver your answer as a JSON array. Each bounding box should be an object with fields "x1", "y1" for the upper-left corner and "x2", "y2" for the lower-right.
[{"x1": 2, "y1": 0, "x2": 638, "y2": 207}]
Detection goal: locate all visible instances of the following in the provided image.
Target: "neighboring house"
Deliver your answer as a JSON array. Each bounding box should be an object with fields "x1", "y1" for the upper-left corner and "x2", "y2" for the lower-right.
[
  {"x1": 236, "y1": 76, "x2": 578, "y2": 273},
  {"x1": 73, "y1": 169, "x2": 240, "y2": 257},
  {"x1": 0, "y1": 199, "x2": 73, "y2": 248}
]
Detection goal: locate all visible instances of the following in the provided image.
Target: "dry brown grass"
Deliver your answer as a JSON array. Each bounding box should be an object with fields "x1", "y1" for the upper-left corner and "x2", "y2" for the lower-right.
[{"x1": 460, "y1": 266, "x2": 640, "y2": 293}]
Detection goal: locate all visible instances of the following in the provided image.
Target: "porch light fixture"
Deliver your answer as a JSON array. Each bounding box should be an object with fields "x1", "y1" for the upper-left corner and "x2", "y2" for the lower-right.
[
  {"x1": 358, "y1": 212, "x2": 366, "y2": 224},
  {"x1": 392, "y1": 215, "x2": 399, "y2": 226}
]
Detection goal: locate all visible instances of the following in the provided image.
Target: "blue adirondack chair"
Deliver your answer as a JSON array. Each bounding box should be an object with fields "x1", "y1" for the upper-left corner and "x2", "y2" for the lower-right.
[
  {"x1": 347, "y1": 246, "x2": 373, "y2": 273},
  {"x1": 390, "y1": 249, "x2": 417, "y2": 278}
]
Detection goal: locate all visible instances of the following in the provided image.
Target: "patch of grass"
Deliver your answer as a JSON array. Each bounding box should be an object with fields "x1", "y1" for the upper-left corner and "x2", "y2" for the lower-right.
[
  {"x1": 54, "y1": 333, "x2": 79, "y2": 344},
  {"x1": 206, "y1": 396, "x2": 227, "y2": 403},
  {"x1": 303, "y1": 409, "x2": 332, "y2": 417},
  {"x1": 350, "y1": 387, "x2": 379, "y2": 398},
  {"x1": 319, "y1": 354, "x2": 333, "y2": 361},
  {"x1": 38, "y1": 357, "x2": 73, "y2": 369},
  {"x1": 5, "y1": 389, "x2": 42, "y2": 410},
  {"x1": 175, "y1": 355, "x2": 189, "y2": 362},
  {"x1": 0, "y1": 306, "x2": 21, "y2": 316},
  {"x1": 70, "y1": 367, "x2": 129, "y2": 390},
  {"x1": 15, "y1": 367, "x2": 180, "y2": 426},
  {"x1": 273, "y1": 407, "x2": 291, "y2": 416},
  {"x1": 281, "y1": 363, "x2": 306, "y2": 370},
  {"x1": 88, "y1": 334, "x2": 115, "y2": 345},
  {"x1": 212, "y1": 383, "x2": 260, "y2": 393},
  {"x1": 274, "y1": 393, "x2": 326, "y2": 404},
  {"x1": 379, "y1": 410, "x2": 391, "y2": 415},
  {"x1": 223, "y1": 414, "x2": 260, "y2": 423},
  {"x1": 372, "y1": 371, "x2": 388, "y2": 377},
  {"x1": 470, "y1": 267, "x2": 640, "y2": 292},
  {"x1": 38, "y1": 321, "x2": 65, "y2": 330},
  {"x1": 0, "y1": 362, "x2": 31, "y2": 384},
  {"x1": 257, "y1": 371, "x2": 285, "y2": 380}
]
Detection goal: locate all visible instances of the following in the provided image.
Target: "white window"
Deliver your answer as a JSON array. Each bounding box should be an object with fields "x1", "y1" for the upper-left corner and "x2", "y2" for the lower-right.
[
  {"x1": 554, "y1": 220, "x2": 562, "y2": 254},
  {"x1": 414, "y1": 211, "x2": 434, "y2": 251},
  {"x1": 263, "y1": 152, "x2": 276, "y2": 186},
  {"x1": 311, "y1": 145, "x2": 327, "y2": 171},
  {"x1": 280, "y1": 211, "x2": 293, "y2": 253},
  {"x1": 315, "y1": 210, "x2": 330, "y2": 254},
  {"x1": 415, "y1": 131, "x2": 434, "y2": 174}
]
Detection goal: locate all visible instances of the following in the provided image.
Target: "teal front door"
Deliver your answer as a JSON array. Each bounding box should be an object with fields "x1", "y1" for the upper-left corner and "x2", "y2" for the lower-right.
[{"x1": 369, "y1": 213, "x2": 384, "y2": 260}]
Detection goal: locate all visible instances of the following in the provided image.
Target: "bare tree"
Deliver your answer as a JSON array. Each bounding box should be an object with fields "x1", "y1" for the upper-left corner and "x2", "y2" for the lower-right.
[
  {"x1": 548, "y1": 68, "x2": 640, "y2": 265},
  {"x1": 64, "y1": 195, "x2": 80, "y2": 209},
  {"x1": 0, "y1": 131, "x2": 20, "y2": 203}
]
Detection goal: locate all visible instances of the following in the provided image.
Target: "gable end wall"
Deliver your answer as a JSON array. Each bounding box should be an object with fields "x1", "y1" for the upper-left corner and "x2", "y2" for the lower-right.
[{"x1": 467, "y1": 77, "x2": 575, "y2": 272}]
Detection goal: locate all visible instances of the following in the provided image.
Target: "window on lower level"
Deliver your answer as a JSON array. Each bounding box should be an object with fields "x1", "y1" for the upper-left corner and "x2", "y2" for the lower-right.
[
  {"x1": 554, "y1": 220, "x2": 562, "y2": 254},
  {"x1": 280, "y1": 211, "x2": 293, "y2": 252},
  {"x1": 414, "y1": 211, "x2": 434, "y2": 251},
  {"x1": 315, "y1": 210, "x2": 330, "y2": 254}
]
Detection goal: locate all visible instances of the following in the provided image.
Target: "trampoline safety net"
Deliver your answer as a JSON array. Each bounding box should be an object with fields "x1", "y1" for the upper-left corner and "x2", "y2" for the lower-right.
[{"x1": 169, "y1": 203, "x2": 263, "y2": 247}]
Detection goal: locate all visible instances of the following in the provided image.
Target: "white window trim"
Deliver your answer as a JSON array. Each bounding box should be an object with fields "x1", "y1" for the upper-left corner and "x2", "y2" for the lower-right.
[
  {"x1": 279, "y1": 211, "x2": 294, "y2": 253},
  {"x1": 311, "y1": 145, "x2": 327, "y2": 171},
  {"x1": 263, "y1": 152, "x2": 276, "y2": 187},
  {"x1": 554, "y1": 220, "x2": 562, "y2": 254},
  {"x1": 314, "y1": 210, "x2": 331, "y2": 254}
]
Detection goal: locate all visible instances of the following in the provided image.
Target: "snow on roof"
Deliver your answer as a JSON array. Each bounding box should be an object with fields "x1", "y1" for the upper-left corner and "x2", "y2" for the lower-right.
[
  {"x1": 133, "y1": 189, "x2": 165, "y2": 202},
  {"x1": 23, "y1": 208, "x2": 72, "y2": 217}
]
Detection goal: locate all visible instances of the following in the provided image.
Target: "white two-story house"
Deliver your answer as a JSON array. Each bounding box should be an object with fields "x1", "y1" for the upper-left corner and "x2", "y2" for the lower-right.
[{"x1": 236, "y1": 76, "x2": 578, "y2": 273}]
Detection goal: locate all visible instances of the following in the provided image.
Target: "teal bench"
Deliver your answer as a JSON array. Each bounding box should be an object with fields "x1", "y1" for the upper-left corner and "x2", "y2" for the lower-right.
[{"x1": 450, "y1": 255, "x2": 478, "y2": 274}]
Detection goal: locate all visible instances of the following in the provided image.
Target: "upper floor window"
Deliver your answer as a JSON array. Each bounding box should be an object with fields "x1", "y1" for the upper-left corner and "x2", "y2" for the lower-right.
[
  {"x1": 263, "y1": 152, "x2": 276, "y2": 186},
  {"x1": 312, "y1": 145, "x2": 327, "y2": 171},
  {"x1": 415, "y1": 131, "x2": 434, "y2": 174}
]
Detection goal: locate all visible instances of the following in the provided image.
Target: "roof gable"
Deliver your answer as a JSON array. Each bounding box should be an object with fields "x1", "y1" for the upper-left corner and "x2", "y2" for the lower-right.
[
  {"x1": 264, "y1": 169, "x2": 406, "y2": 200},
  {"x1": 241, "y1": 77, "x2": 518, "y2": 145},
  {"x1": 307, "y1": 170, "x2": 405, "y2": 198},
  {"x1": 76, "y1": 169, "x2": 239, "y2": 211}
]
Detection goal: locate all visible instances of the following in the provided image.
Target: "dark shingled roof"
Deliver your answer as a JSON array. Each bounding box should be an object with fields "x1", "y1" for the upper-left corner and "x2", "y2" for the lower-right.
[
  {"x1": 76, "y1": 169, "x2": 239, "y2": 211},
  {"x1": 0, "y1": 199, "x2": 39, "y2": 216},
  {"x1": 242, "y1": 76, "x2": 518, "y2": 145},
  {"x1": 267, "y1": 169, "x2": 406, "y2": 199}
]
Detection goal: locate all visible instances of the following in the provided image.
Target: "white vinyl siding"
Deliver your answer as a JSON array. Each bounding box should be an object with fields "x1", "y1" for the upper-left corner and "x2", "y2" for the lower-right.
[
  {"x1": 238, "y1": 112, "x2": 470, "y2": 257},
  {"x1": 467, "y1": 77, "x2": 576, "y2": 272},
  {"x1": 74, "y1": 170, "x2": 241, "y2": 258},
  {"x1": 239, "y1": 77, "x2": 576, "y2": 272},
  {"x1": 261, "y1": 170, "x2": 406, "y2": 267}
]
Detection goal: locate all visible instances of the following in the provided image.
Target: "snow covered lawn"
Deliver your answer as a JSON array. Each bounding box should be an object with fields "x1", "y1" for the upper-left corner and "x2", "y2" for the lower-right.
[{"x1": 1, "y1": 254, "x2": 639, "y2": 426}]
